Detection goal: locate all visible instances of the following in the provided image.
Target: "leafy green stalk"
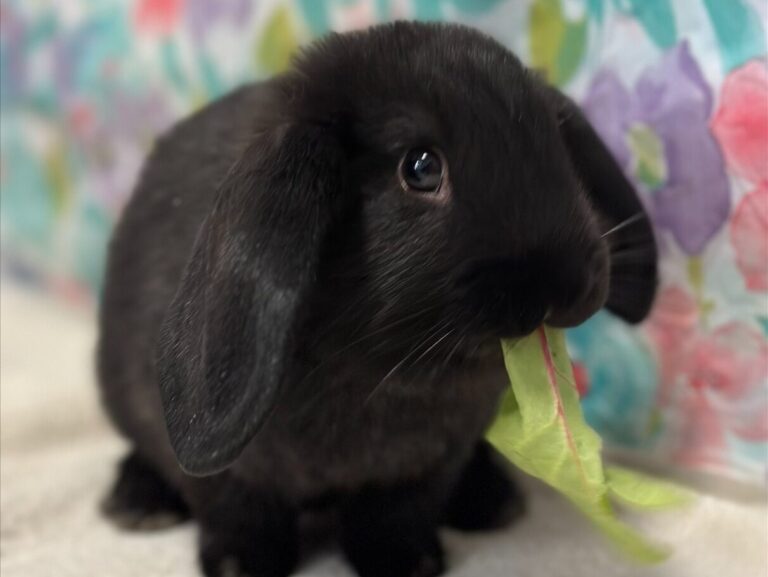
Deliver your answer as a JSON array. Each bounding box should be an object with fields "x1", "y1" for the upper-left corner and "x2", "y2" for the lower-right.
[{"x1": 487, "y1": 327, "x2": 691, "y2": 563}]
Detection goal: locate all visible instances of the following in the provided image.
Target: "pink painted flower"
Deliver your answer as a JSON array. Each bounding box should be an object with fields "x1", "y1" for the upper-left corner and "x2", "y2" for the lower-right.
[
  {"x1": 643, "y1": 284, "x2": 698, "y2": 399},
  {"x1": 729, "y1": 403, "x2": 768, "y2": 442},
  {"x1": 135, "y1": 0, "x2": 184, "y2": 36},
  {"x1": 335, "y1": 0, "x2": 377, "y2": 32},
  {"x1": 711, "y1": 61, "x2": 768, "y2": 185},
  {"x1": 687, "y1": 322, "x2": 768, "y2": 401},
  {"x1": 675, "y1": 389, "x2": 727, "y2": 469},
  {"x1": 730, "y1": 184, "x2": 768, "y2": 292},
  {"x1": 675, "y1": 321, "x2": 768, "y2": 466},
  {"x1": 712, "y1": 62, "x2": 768, "y2": 293},
  {"x1": 646, "y1": 288, "x2": 768, "y2": 467}
]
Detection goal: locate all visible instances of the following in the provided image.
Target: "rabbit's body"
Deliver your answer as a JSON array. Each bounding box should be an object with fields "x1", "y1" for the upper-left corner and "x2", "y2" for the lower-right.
[
  {"x1": 100, "y1": 83, "x2": 507, "y2": 499},
  {"x1": 99, "y1": 22, "x2": 657, "y2": 577}
]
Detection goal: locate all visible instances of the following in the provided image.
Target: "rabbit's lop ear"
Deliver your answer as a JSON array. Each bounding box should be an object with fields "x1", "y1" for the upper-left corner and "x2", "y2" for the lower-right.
[
  {"x1": 157, "y1": 123, "x2": 345, "y2": 476},
  {"x1": 549, "y1": 87, "x2": 659, "y2": 324}
]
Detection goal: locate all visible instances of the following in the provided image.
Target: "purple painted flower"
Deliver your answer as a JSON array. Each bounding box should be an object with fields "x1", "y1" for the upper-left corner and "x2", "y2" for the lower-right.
[
  {"x1": 184, "y1": 0, "x2": 254, "y2": 43},
  {"x1": 77, "y1": 89, "x2": 175, "y2": 212},
  {"x1": 582, "y1": 42, "x2": 731, "y2": 255},
  {"x1": 581, "y1": 71, "x2": 634, "y2": 172},
  {"x1": 0, "y1": 5, "x2": 29, "y2": 105}
]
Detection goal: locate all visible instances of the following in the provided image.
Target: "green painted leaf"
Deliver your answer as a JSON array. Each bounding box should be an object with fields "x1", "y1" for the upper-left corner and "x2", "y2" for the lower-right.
[
  {"x1": 687, "y1": 256, "x2": 715, "y2": 324},
  {"x1": 161, "y1": 40, "x2": 189, "y2": 94},
  {"x1": 487, "y1": 327, "x2": 690, "y2": 563},
  {"x1": 627, "y1": 123, "x2": 667, "y2": 189},
  {"x1": 44, "y1": 144, "x2": 73, "y2": 215},
  {"x1": 757, "y1": 316, "x2": 768, "y2": 337},
  {"x1": 530, "y1": 0, "x2": 565, "y2": 83},
  {"x1": 556, "y1": 16, "x2": 588, "y2": 86},
  {"x1": 529, "y1": 0, "x2": 587, "y2": 86},
  {"x1": 256, "y1": 7, "x2": 301, "y2": 75}
]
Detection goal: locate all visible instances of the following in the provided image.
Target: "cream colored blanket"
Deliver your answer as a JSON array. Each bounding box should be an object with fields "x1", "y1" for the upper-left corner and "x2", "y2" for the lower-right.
[{"x1": 2, "y1": 282, "x2": 766, "y2": 577}]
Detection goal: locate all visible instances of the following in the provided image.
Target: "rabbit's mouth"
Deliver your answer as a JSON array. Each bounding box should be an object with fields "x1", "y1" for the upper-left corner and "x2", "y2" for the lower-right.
[{"x1": 454, "y1": 243, "x2": 611, "y2": 339}]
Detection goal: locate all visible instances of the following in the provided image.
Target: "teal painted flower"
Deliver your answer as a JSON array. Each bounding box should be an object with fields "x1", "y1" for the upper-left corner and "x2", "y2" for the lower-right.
[
  {"x1": 412, "y1": 0, "x2": 505, "y2": 21},
  {"x1": 53, "y1": 11, "x2": 132, "y2": 99},
  {"x1": 0, "y1": 138, "x2": 55, "y2": 252},
  {"x1": 701, "y1": 0, "x2": 766, "y2": 72},
  {"x1": 297, "y1": 0, "x2": 506, "y2": 36},
  {"x1": 612, "y1": 0, "x2": 676, "y2": 48},
  {"x1": 72, "y1": 199, "x2": 113, "y2": 294},
  {"x1": 567, "y1": 312, "x2": 661, "y2": 447}
]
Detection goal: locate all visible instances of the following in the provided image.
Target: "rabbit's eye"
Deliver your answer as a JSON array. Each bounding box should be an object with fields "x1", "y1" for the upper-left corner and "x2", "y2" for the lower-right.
[{"x1": 399, "y1": 148, "x2": 444, "y2": 194}]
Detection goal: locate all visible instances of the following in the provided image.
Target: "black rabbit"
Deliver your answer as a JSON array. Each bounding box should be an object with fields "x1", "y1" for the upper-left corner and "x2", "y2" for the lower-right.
[{"x1": 98, "y1": 22, "x2": 658, "y2": 577}]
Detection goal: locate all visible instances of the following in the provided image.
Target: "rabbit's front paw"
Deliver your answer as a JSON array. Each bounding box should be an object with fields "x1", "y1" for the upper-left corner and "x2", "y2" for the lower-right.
[
  {"x1": 341, "y1": 483, "x2": 445, "y2": 577},
  {"x1": 343, "y1": 526, "x2": 444, "y2": 577},
  {"x1": 197, "y1": 484, "x2": 298, "y2": 577},
  {"x1": 101, "y1": 450, "x2": 189, "y2": 531},
  {"x1": 199, "y1": 530, "x2": 297, "y2": 577}
]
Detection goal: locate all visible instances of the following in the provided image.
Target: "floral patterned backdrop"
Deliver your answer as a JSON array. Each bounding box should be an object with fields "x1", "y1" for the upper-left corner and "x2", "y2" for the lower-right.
[{"x1": 1, "y1": 0, "x2": 766, "y2": 485}]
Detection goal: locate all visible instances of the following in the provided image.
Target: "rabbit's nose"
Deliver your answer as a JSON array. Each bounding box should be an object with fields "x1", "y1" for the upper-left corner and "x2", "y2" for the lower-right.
[{"x1": 546, "y1": 249, "x2": 610, "y2": 328}]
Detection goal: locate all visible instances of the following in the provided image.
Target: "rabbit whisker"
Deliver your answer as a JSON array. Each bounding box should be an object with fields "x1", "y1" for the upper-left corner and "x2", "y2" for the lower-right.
[
  {"x1": 440, "y1": 332, "x2": 467, "y2": 371},
  {"x1": 363, "y1": 319, "x2": 452, "y2": 406},
  {"x1": 408, "y1": 327, "x2": 456, "y2": 369},
  {"x1": 601, "y1": 212, "x2": 645, "y2": 239},
  {"x1": 327, "y1": 302, "x2": 444, "y2": 358}
]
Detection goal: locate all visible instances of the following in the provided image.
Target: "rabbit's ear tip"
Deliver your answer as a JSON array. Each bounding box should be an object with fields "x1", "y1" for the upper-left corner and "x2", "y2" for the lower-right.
[
  {"x1": 164, "y1": 403, "x2": 263, "y2": 476},
  {"x1": 173, "y1": 443, "x2": 239, "y2": 477}
]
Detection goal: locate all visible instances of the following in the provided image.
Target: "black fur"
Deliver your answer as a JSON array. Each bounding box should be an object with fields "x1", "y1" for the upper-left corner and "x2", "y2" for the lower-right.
[
  {"x1": 194, "y1": 476, "x2": 299, "y2": 577},
  {"x1": 98, "y1": 22, "x2": 658, "y2": 577},
  {"x1": 102, "y1": 451, "x2": 189, "y2": 530},
  {"x1": 340, "y1": 478, "x2": 447, "y2": 577},
  {"x1": 444, "y1": 441, "x2": 525, "y2": 531}
]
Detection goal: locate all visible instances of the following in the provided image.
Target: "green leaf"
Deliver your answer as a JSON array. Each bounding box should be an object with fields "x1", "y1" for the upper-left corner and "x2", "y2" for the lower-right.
[
  {"x1": 607, "y1": 466, "x2": 693, "y2": 510},
  {"x1": 487, "y1": 328, "x2": 605, "y2": 504},
  {"x1": 487, "y1": 327, "x2": 691, "y2": 563},
  {"x1": 588, "y1": 503, "x2": 671, "y2": 563},
  {"x1": 256, "y1": 7, "x2": 301, "y2": 75},
  {"x1": 627, "y1": 123, "x2": 667, "y2": 189}
]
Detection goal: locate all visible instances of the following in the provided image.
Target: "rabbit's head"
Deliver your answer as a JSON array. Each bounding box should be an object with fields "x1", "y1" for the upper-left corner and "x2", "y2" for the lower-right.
[{"x1": 157, "y1": 22, "x2": 658, "y2": 475}]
